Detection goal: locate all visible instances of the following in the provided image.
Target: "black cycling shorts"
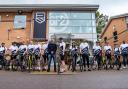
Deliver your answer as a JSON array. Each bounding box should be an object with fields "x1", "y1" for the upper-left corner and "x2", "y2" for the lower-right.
[
  {"x1": 35, "y1": 54, "x2": 40, "y2": 60},
  {"x1": 60, "y1": 54, "x2": 64, "y2": 61},
  {"x1": 11, "y1": 55, "x2": 17, "y2": 60}
]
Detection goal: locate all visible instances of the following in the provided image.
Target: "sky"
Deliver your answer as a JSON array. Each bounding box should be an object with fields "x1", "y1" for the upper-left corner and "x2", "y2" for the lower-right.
[{"x1": 0, "y1": 0, "x2": 127, "y2": 17}]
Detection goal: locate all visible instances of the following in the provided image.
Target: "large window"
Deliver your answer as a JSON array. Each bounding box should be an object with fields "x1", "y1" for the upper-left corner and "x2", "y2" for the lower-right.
[
  {"x1": 125, "y1": 17, "x2": 128, "y2": 28},
  {"x1": 113, "y1": 31, "x2": 118, "y2": 42},
  {"x1": 48, "y1": 11, "x2": 96, "y2": 34},
  {"x1": 14, "y1": 15, "x2": 26, "y2": 29},
  {"x1": 125, "y1": 16, "x2": 128, "y2": 23}
]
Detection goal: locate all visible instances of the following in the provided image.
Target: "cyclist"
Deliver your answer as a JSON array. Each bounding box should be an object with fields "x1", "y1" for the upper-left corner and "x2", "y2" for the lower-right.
[
  {"x1": 93, "y1": 41, "x2": 102, "y2": 70},
  {"x1": 70, "y1": 42, "x2": 78, "y2": 72},
  {"x1": 27, "y1": 41, "x2": 35, "y2": 71},
  {"x1": 47, "y1": 39, "x2": 57, "y2": 72},
  {"x1": 0, "y1": 43, "x2": 7, "y2": 69},
  {"x1": 9, "y1": 42, "x2": 18, "y2": 70},
  {"x1": 28, "y1": 41, "x2": 34, "y2": 54},
  {"x1": 114, "y1": 44, "x2": 121, "y2": 70},
  {"x1": 18, "y1": 42, "x2": 27, "y2": 71},
  {"x1": 104, "y1": 42, "x2": 112, "y2": 70},
  {"x1": 80, "y1": 40, "x2": 91, "y2": 71},
  {"x1": 42, "y1": 39, "x2": 48, "y2": 71},
  {"x1": 59, "y1": 38, "x2": 66, "y2": 72},
  {"x1": 34, "y1": 42, "x2": 41, "y2": 71},
  {"x1": 120, "y1": 41, "x2": 128, "y2": 69}
]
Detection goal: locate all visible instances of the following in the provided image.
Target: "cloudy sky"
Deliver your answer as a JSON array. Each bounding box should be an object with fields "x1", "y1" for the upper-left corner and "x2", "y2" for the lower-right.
[{"x1": 0, "y1": 0, "x2": 127, "y2": 16}]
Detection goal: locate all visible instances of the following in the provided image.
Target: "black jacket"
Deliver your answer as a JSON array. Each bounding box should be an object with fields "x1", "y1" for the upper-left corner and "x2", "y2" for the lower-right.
[{"x1": 48, "y1": 43, "x2": 57, "y2": 54}]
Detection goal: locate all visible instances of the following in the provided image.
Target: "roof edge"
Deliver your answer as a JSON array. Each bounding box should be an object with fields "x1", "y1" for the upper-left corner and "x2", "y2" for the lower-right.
[
  {"x1": 100, "y1": 13, "x2": 128, "y2": 38},
  {"x1": 0, "y1": 4, "x2": 99, "y2": 8}
]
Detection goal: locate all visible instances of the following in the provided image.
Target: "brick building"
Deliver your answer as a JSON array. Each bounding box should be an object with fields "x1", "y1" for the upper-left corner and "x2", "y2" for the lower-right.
[
  {"x1": 0, "y1": 4, "x2": 99, "y2": 47},
  {"x1": 101, "y1": 13, "x2": 128, "y2": 48}
]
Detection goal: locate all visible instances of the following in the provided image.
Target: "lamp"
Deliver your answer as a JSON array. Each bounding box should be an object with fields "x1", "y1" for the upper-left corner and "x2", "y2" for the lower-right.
[
  {"x1": 6, "y1": 14, "x2": 9, "y2": 17},
  {"x1": 18, "y1": 10, "x2": 23, "y2": 15},
  {"x1": 17, "y1": 36, "x2": 20, "y2": 39}
]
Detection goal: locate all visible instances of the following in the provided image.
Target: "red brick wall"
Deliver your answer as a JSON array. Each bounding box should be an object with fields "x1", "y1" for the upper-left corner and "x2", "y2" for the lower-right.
[
  {"x1": 101, "y1": 17, "x2": 128, "y2": 49},
  {"x1": 0, "y1": 12, "x2": 32, "y2": 47}
]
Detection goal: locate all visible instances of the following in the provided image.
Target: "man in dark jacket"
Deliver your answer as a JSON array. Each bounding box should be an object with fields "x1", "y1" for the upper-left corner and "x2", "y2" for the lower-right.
[{"x1": 47, "y1": 39, "x2": 57, "y2": 72}]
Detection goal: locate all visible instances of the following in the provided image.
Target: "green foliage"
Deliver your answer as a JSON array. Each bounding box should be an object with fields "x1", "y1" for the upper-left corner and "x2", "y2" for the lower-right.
[{"x1": 96, "y1": 11, "x2": 108, "y2": 34}]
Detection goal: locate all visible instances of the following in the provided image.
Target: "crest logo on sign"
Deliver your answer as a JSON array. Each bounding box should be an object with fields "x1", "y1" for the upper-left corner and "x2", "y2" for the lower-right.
[{"x1": 35, "y1": 12, "x2": 45, "y2": 24}]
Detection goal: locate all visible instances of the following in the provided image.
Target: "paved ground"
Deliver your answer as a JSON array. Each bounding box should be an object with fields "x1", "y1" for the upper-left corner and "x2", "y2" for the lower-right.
[{"x1": 0, "y1": 70, "x2": 128, "y2": 89}]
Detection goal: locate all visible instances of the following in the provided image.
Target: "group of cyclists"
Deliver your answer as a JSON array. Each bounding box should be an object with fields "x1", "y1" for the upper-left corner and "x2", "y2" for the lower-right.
[{"x1": 0, "y1": 37, "x2": 128, "y2": 73}]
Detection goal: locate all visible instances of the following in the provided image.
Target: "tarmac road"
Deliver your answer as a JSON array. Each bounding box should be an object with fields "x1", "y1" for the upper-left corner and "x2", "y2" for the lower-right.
[{"x1": 0, "y1": 70, "x2": 128, "y2": 89}]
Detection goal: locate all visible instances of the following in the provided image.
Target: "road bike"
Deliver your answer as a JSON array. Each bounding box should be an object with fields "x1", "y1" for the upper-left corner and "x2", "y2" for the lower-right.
[
  {"x1": 27, "y1": 53, "x2": 34, "y2": 72},
  {"x1": 79, "y1": 55, "x2": 84, "y2": 72}
]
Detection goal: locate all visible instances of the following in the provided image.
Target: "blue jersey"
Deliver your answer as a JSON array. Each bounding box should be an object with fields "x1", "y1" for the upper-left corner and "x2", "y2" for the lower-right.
[
  {"x1": 81, "y1": 47, "x2": 89, "y2": 55},
  {"x1": 114, "y1": 48, "x2": 120, "y2": 55}
]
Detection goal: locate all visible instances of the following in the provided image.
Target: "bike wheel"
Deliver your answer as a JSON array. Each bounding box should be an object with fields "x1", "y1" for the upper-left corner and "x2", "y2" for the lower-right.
[
  {"x1": 28, "y1": 55, "x2": 32, "y2": 72},
  {"x1": 79, "y1": 58, "x2": 83, "y2": 72},
  {"x1": 57, "y1": 56, "x2": 60, "y2": 75},
  {"x1": 21, "y1": 55, "x2": 27, "y2": 72},
  {"x1": 57, "y1": 62, "x2": 60, "y2": 75},
  {"x1": 72, "y1": 57, "x2": 76, "y2": 72}
]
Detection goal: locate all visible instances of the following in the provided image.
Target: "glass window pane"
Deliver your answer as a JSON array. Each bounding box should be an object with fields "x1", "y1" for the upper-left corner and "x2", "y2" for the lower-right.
[
  {"x1": 49, "y1": 12, "x2": 92, "y2": 20},
  {"x1": 49, "y1": 20, "x2": 92, "y2": 26},
  {"x1": 82, "y1": 27, "x2": 93, "y2": 33},
  {"x1": 92, "y1": 20, "x2": 96, "y2": 26},
  {"x1": 49, "y1": 19, "x2": 70, "y2": 26},
  {"x1": 49, "y1": 27, "x2": 93, "y2": 34},
  {"x1": 93, "y1": 27, "x2": 96, "y2": 33},
  {"x1": 92, "y1": 13, "x2": 95, "y2": 19},
  {"x1": 49, "y1": 27, "x2": 72, "y2": 33},
  {"x1": 92, "y1": 34, "x2": 97, "y2": 39},
  {"x1": 70, "y1": 12, "x2": 92, "y2": 19},
  {"x1": 48, "y1": 11, "x2": 96, "y2": 35},
  {"x1": 71, "y1": 20, "x2": 92, "y2": 26},
  {"x1": 49, "y1": 12, "x2": 70, "y2": 20}
]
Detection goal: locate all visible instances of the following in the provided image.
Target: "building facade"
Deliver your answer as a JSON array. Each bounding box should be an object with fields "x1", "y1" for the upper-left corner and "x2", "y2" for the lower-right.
[
  {"x1": 101, "y1": 13, "x2": 128, "y2": 48},
  {"x1": 0, "y1": 4, "x2": 99, "y2": 46}
]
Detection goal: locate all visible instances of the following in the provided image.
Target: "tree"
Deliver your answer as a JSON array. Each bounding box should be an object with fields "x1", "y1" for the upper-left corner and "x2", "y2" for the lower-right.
[{"x1": 96, "y1": 11, "x2": 108, "y2": 34}]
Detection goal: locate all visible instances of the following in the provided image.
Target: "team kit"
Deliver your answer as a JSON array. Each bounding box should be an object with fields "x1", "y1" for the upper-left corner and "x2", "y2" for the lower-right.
[{"x1": 0, "y1": 38, "x2": 128, "y2": 73}]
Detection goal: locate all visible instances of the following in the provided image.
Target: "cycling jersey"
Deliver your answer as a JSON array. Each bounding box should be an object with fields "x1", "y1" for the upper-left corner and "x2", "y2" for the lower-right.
[
  {"x1": 42, "y1": 43, "x2": 48, "y2": 54},
  {"x1": 59, "y1": 42, "x2": 65, "y2": 55},
  {"x1": 114, "y1": 48, "x2": 120, "y2": 55},
  {"x1": 0, "y1": 47, "x2": 7, "y2": 56},
  {"x1": 120, "y1": 44, "x2": 128, "y2": 55},
  {"x1": 104, "y1": 46, "x2": 112, "y2": 55},
  {"x1": 9, "y1": 45, "x2": 18, "y2": 55},
  {"x1": 80, "y1": 43, "x2": 89, "y2": 55},
  {"x1": 28, "y1": 45, "x2": 34, "y2": 54},
  {"x1": 93, "y1": 45, "x2": 101, "y2": 56},
  {"x1": 34, "y1": 44, "x2": 41, "y2": 55},
  {"x1": 70, "y1": 46, "x2": 78, "y2": 57},
  {"x1": 19, "y1": 45, "x2": 27, "y2": 55}
]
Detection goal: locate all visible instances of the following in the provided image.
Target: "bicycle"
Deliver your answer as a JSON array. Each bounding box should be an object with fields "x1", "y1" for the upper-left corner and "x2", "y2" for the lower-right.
[
  {"x1": 56, "y1": 46, "x2": 61, "y2": 75},
  {"x1": 18, "y1": 53, "x2": 27, "y2": 72},
  {"x1": 56, "y1": 55, "x2": 61, "y2": 74},
  {"x1": 27, "y1": 53, "x2": 33, "y2": 72},
  {"x1": 10, "y1": 53, "x2": 18, "y2": 71},
  {"x1": 78, "y1": 54, "x2": 83, "y2": 72},
  {"x1": 4, "y1": 54, "x2": 11, "y2": 70},
  {"x1": 71, "y1": 54, "x2": 78, "y2": 72},
  {"x1": 104, "y1": 55, "x2": 113, "y2": 70}
]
